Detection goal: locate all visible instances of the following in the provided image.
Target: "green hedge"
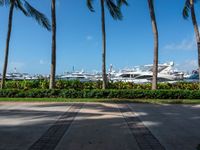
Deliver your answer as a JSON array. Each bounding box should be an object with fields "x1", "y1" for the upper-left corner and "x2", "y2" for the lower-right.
[
  {"x1": 2, "y1": 80, "x2": 200, "y2": 90},
  {"x1": 0, "y1": 89, "x2": 200, "y2": 99}
]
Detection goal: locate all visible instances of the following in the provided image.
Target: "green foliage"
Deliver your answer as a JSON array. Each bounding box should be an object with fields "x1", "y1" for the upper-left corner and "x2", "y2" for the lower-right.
[
  {"x1": 0, "y1": 89, "x2": 200, "y2": 99},
  {"x1": 3, "y1": 80, "x2": 200, "y2": 90},
  {"x1": 39, "y1": 80, "x2": 49, "y2": 89},
  {"x1": 1, "y1": 0, "x2": 51, "y2": 31},
  {"x1": 86, "y1": 0, "x2": 128, "y2": 20}
]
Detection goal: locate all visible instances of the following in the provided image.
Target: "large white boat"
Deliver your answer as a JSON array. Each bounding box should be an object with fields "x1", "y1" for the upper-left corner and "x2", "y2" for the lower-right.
[
  {"x1": 110, "y1": 62, "x2": 184, "y2": 83},
  {"x1": 5, "y1": 73, "x2": 38, "y2": 80},
  {"x1": 59, "y1": 71, "x2": 97, "y2": 82}
]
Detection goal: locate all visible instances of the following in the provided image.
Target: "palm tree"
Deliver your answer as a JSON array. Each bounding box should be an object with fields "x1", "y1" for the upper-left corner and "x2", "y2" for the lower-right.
[
  {"x1": 87, "y1": 0, "x2": 128, "y2": 89},
  {"x1": 183, "y1": 0, "x2": 200, "y2": 85},
  {"x1": 49, "y1": 0, "x2": 56, "y2": 89},
  {"x1": 0, "y1": 0, "x2": 51, "y2": 89},
  {"x1": 147, "y1": 0, "x2": 159, "y2": 90}
]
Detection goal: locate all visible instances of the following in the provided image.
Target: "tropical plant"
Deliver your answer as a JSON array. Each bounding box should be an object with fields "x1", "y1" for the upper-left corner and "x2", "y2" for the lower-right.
[
  {"x1": 49, "y1": 0, "x2": 56, "y2": 89},
  {"x1": 1, "y1": 89, "x2": 200, "y2": 99},
  {"x1": 147, "y1": 0, "x2": 159, "y2": 90},
  {"x1": 87, "y1": 0, "x2": 128, "y2": 89},
  {"x1": 0, "y1": 0, "x2": 51, "y2": 89},
  {"x1": 183, "y1": 0, "x2": 200, "y2": 87}
]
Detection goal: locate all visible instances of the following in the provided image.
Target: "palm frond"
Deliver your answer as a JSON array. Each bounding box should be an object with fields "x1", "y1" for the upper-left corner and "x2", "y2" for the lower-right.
[
  {"x1": 117, "y1": 0, "x2": 128, "y2": 7},
  {"x1": 183, "y1": 0, "x2": 191, "y2": 19},
  {"x1": 87, "y1": 0, "x2": 94, "y2": 12},
  {"x1": 86, "y1": 0, "x2": 127, "y2": 20},
  {"x1": 15, "y1": 0, "x2": 28, "y2": 16},
  {"x1": 0, "y1": 0, "x2": 4, "y2": 5},
  {"x1": 183, "y1": 0, "x2": 200, "y2": 19},
  {"x1": 0, "y1": 0, "x2": 11, "y2": 6},
  {"x1": 24, "y1": 1, "x2": 51, "y2": 31},
  {"x1": 105, "y1": 0, "x2": 122, "y2": 20}
]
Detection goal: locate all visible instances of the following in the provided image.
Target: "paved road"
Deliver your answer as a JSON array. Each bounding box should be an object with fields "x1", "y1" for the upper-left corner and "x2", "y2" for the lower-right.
[{"x1": 0, "y1": 102, "x2": 199, "y2": 150}]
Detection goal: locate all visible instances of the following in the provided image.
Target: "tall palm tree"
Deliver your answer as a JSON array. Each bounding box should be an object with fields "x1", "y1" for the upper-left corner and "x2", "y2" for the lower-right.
[
  {"x1": 87, "y1": 0, "x2": 128, "y2": 89},
  {"x1": 0, "y1": 0, "x2": 51, "y2": 89},
  {"x1": 49, "y1": 0, "x2": 56, "y2": 89},
  {"x1": 183, "y1": 0, "x2": 200, "y2": 85},
  {"x1": 147, "y1": 0, "x2": 159, "y2": 90}
]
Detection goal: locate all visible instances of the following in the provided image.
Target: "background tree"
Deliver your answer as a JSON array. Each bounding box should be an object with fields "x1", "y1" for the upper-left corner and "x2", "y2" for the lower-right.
[
  {"x1": 0, "y1": 0, "x2": 51, "y2": 89},
  {"x1": 147, "y1": 0, "x2": 159, "y2": 90},
  {"x1": 87, "y1": 0, "x2": 128, "y2": 89},
  {"x1": 49, "y1": 0, "x2": 56, "y2": 89},
  {"x1": 183, "y1": 0, "x2": 200, "y2": 85}
]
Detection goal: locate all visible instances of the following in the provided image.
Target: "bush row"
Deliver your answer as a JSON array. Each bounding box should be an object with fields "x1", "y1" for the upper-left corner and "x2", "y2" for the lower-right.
[
  {"x1": 0, "y1": 89, "x2": 200, "y2": 99},
  {"x1": 3, "y1": 80, "x2": 200, "y2": 90}
]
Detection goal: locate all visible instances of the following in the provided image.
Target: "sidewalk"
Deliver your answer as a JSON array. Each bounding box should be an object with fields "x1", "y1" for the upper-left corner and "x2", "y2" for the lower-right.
[
  {"x1": 56, "y1": 103, "x2": 140, "y2": 150},
  {"x1": 0, "y1": 102, "x2": 200, "y2": 150}
]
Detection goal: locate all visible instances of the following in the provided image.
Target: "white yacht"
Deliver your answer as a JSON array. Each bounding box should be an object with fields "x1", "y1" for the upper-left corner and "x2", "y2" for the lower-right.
[
  {"x1": 59, "y1": 71, "x2": 96, "y2": 82},
  {"x1": 110, "y1": 62, "x2": 184, "y2": 83},
  {"x1": 184, "y1": 70, "x2": 199, "y2": 82},
  {"x1": 6, "y1": 73, "x2": 37, "y2": 80}
]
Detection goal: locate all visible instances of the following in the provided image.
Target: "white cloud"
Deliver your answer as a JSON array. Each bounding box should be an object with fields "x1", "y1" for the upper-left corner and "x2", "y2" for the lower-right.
[
  {"x1": 176, "y1": 59, "x2": 198, "y2": 71},
  {"x1": 39, "y1": 59, "x2": 46, "y2": 65},
  {"x1": 164, "y1": 38, "x2": 196, "y2": 51},
  {"x1": 86, "y1": 35, "x2": 93, "y2": 41}
]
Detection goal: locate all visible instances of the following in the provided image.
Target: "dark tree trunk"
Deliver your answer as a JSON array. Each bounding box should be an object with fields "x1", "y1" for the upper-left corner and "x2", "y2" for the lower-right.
[
  {"x1": 190, "y1": 0, "x2": 200, "y2": 87},
  {"x1": 101, "y1": 0, "x2": 107, "y2": 89},
  {"x1": 1, "y1": 3, "x2": 14, "y2": 89},
  {"x1": 148, "y1": 0, "x2": 159, "y2": 90},
  {"x1": 49, "y1": 0, "x2": 56, "y2": 89}
]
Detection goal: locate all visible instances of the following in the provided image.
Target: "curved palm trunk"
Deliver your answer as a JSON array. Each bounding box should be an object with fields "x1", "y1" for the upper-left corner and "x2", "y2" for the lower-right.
[
  {"x1": 190, "y1": 0, "x2": 200, "y2": 87},
  {"x1": 1, "y1": 3, "x2": 14, "y2": 89},
  {"x1": 147, "y1": 0, "x2": 159, "y2": 90},
  {"x1": 49, "y1": 0, "x2": 56, "y2": 89},
  {"x1": 101, "y1": 0, "x2": 107, "y2": 89}
]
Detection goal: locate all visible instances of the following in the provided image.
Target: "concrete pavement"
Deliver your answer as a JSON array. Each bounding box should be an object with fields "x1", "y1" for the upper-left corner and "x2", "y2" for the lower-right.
[
  {"x1": 128, "y1": 103, "x2": 200, "y2": 150},
  {"x1": 0, "y1": 102, "x2": 73, "y2": 150},
  {"x1": 56, "y1": 103, "x2": 140, "y2": 150},
  {"x1": 0, "y1": 102, "x2": 199, "y2": 150}
]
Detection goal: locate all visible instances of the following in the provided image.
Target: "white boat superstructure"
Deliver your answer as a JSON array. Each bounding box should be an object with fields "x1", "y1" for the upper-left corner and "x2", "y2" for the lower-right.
[
  {"x1": 110, "y1": 62, "x2": 184, "y2": 83},
  {"x1": 59, "y1": 71, "x2": 98, "y2": 82},
  {"x1": 0, "y1": 72, "x2": 47, "y2": 80}
]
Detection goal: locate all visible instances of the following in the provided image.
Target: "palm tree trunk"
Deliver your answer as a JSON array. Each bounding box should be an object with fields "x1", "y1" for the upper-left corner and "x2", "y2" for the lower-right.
[
  {"x1": 101, "y1": 0, "x2": 107, "y2": 89},
  {"x1": 1, "y1": 3, "x2": 14, "y2": 89},
  {"x1": 190, "y1": 0, "x2": 200, "y2": 87},
  {"x1": 49, "y1": 0, "x2": 56, "y2": 89},
  {"x1": 147, "y1": 0, "x2": 159, "y2": 90}
]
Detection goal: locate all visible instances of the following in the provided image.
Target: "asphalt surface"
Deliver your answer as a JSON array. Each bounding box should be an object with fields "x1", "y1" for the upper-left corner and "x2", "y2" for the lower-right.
[{"x1": 0, "y1": 102, "x2": 199, "y2": 150}]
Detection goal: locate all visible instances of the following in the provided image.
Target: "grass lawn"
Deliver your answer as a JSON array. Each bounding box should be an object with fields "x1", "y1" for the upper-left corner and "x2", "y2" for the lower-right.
[{"x1": 0, "y1": 98, "x2": 200, "y2": 104}]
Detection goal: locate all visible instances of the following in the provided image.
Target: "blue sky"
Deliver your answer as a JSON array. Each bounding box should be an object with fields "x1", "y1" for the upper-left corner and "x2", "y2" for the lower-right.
[{"x1": 0, "y1": 0, "x2": 199, "y2": 74}]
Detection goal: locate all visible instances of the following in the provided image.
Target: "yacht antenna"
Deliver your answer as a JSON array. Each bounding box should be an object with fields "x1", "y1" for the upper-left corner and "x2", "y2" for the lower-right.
[{"x1": 14, "y1": 67, "x2": 17, "y2": 73}]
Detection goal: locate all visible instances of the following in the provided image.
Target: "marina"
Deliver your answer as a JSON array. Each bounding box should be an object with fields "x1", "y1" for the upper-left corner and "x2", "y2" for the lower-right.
[{"x1": 0, "y1": 62, "x2": 198, "y2": 83}]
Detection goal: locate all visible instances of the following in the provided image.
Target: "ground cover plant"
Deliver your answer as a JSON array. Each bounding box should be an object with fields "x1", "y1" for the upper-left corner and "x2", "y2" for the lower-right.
[
  {"x1": 0, "y1": 89, "x2": 200, "y2": 99},
  {"x1": 2, "y1": 80, "x2": 200, "y2": 90}
]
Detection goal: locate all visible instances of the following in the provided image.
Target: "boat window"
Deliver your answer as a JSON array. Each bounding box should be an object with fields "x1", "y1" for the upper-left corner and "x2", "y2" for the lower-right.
[
  {"x1": 120, "y1": 74, "x2": 131, "y2": 78},
  {"x1": 157, "y1": 77, "x2": 171, "y2": 82},
  {"x1": 135, "y1": 75, "x2": 152, "y2": 79}
]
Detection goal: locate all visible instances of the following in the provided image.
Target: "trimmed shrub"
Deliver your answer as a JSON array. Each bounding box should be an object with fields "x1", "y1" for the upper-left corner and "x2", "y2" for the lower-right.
[
  {"x1": 2, "y1": 80, "x2": 200, "y2": 90},
  {"x1": 0, "y1": 89, "x2": 200, "y2": 99}
]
